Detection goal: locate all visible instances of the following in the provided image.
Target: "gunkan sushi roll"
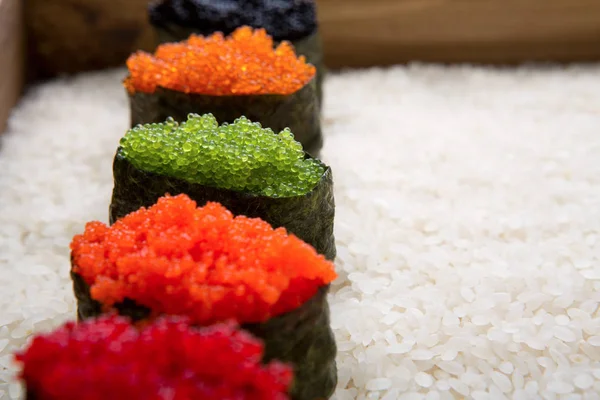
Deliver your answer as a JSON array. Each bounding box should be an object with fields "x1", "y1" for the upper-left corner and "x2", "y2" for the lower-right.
[
  {"x1": 15, "y1": 315, "x2": 294, "y2": 400},
  {"x1": 147, "y1": 0, "x2": 326, "y2": 109},
  {"x1": 125, "y1": 26, "x2": 323, "y2": 155},
  {"x1": 71, "y1": 194, "x2": 338, "y2": 400},
  {"x1": 109, "y1": 113, "x2": 335, "y2": 261}
]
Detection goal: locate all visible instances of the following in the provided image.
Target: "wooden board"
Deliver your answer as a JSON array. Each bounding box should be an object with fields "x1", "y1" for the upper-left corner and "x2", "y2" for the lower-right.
[
  {"x1": 0, "y1": 0, "x2": 24, "y2": 133},
  {"x1": 25, "y1": 0, "x2": 155, "y2": 80},
  {"x1": 316, "y1": 0, "x2": 600, "y2": 68}
]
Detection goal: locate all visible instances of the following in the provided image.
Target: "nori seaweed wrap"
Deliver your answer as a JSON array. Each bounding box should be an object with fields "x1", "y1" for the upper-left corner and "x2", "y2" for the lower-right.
[
  {"x1": 125, "y1": 27, "x2": 323, "y2": 156},
  {"x1": 70, "y1": 195, "x2": 338, "y2": 400},
  {"x1": 15, "y1": 315, "x2": 295, "y2": 400},
  {"x1": 147, "y1": 0, "x2": 325, "y2": 109},
  {"x1": 109, "y1": 113, "x2": 336, "y2": 261}
]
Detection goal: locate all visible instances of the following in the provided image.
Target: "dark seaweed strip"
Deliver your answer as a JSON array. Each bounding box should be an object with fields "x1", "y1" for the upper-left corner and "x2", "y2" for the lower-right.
[
  {"x1": 109, "y1": 147, "x2": 336, "y2": 261},
  {"x1": 244, "y1": 285, "x2": 337, "y2": 400},
  {"x1": 128, "y1": 76, "x2": 322, "y2": 156},
  {"x1": 70, "y1": 269, "x2": 101, "y2": 322},
  {"x1": 71, "y1": 267, "x2": 337, "y2": 400},
  {"x1": 289, "y1": 32, "x2": 324, "y2": 110}
]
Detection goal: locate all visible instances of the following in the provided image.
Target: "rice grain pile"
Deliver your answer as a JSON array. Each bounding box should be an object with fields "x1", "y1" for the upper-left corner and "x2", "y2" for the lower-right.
[{"x1": 1, "y1": 65, "x2": 600, "y2": 399}]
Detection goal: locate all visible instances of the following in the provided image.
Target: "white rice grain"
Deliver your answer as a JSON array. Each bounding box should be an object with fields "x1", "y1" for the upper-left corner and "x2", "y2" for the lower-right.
[
  {"x1": 414, "y1": 372, "x2": 433, "y2": 388},
  {"x1": 587, "y1": 336, "x2": 600, "y2": 347},
  {"x1": 574, "y1": 374, "x2": 594, "y2": 390},
  {"x1": 491, "y1": 371, "x2": 513, "y2": 393},
  {"x1": 366, "y1": 378, "x2": 392, "y2": 391}
]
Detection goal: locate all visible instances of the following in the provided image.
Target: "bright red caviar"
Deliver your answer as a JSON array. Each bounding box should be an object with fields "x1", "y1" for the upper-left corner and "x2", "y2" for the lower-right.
[
  {"x1": 15, "y1": 315, "x2": 293, "y2": 400},
  {"x1": 125, "y1": 26, "x2": 315, "y2": 96},
  {"x1": 70, "y1": 194, "x2": 336, "y2": 325}
]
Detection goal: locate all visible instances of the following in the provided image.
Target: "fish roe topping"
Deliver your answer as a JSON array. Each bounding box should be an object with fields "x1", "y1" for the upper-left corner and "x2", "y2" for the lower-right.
[
  {"x1": 149, "y1": 0, "x2": 317, "y2": 42},
  {"x1": 124, "y1": 26, "x2": 315, "y2": 96},
  {"x1": 70, "y1": 194, "x2": 337, "y2": 325},
  {"x1": 15, "y1": 315, "x2": 293, "y2": 400},
  {"x1": 120, "y1": 114, "x2": 325, "y2": 198}
]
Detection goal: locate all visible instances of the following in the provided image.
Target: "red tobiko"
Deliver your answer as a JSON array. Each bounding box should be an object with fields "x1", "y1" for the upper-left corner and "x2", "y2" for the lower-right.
[{"x1": 15, "y1": 315, "x2": 293, "y2": 400}]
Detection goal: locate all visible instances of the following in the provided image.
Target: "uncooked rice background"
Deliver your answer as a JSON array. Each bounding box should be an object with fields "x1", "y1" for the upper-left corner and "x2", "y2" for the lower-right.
[{"x1": 1, "y1": 65, "x2": 600, "y2": 399}]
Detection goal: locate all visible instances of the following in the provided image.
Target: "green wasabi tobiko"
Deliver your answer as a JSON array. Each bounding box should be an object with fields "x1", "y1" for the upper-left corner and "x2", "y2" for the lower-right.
[{"x1": 119, "y1": 114, "x2": 325, "y2": 197}]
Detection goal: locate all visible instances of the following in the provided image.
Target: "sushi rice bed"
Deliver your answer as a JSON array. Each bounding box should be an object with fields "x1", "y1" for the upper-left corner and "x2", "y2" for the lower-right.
[{"x1": 1, "y1": 65, "x2": 600, "y2": 399}]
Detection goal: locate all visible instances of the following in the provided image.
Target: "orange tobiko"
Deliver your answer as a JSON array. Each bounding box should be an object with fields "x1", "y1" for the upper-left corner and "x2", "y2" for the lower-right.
[
  {"x1": 124, "y1": 26, "x2": 316, "y2": 96},
  {"x1": 70, "y1": 194, "x2": 336, "y2": 325}
]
